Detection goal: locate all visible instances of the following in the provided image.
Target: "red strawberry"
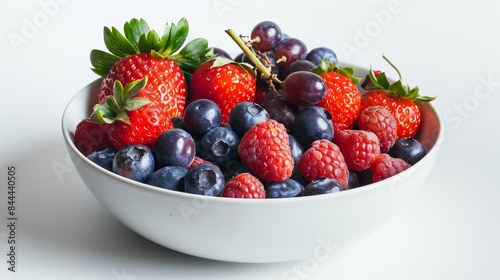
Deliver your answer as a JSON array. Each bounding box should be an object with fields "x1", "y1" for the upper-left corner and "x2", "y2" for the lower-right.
[
  {"x1": 222, "y1": 173, "x2": 266, "y2": 198},
  {"x1": 237, "y1": 119, "x2": 294, "y2": 182},
  {"x1": 356, "y1": 105, "x2": 397, "y2": 153},
  {"x1": 334, "y1": 129, "x2": 381, "y2": 171},
  {"x1": 189, "y1": 57, "x2": 256, "y2": 123},
  {"x1": 92, "y1": 77, "x2": 173, "y2": 151},
  {"x1": 74, "y1": 118, "x2": 111, "y2": 156},
  {"x1": 360, "y1": 56, "x2": 436, "y2": 139},
  {"x1": 90, "y1": 18, "x2": 213, "y2": 118},
  {"x1": 370, "y1": 153, "x2": 411, "y2": 182},
  {"x1": 298, "y1": 139, "x2": 349, "y2": 188},
  {"x1": 312, "y1": 61, "x2": 362, "y2": 131}
]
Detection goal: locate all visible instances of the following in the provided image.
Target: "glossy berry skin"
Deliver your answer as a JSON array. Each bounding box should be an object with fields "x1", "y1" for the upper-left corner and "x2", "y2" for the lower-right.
[
  {"x1": 274, "y1": 37, "x2": 308, "y2": 68},
  {"x1": 74, "y1": 119, "x2": 111, "y2": 156},
  {"x1": 222, "y1": 173, "x2": 265, "y2": 198},
  {"x1": 282, "y1": 71, "x2": 327, "y2": 106},
  {"x1": 113, "y1": 144, "x2": 155, "y2": 182},
  {"x1": 306, "y1": 47, "x2": 338, "y2": 66},
  {"x1": 190, "y1": 59, "x2": 256, "y2": 123},
  {"x1": 293, "y1": 106, "x2": 334, "y2": 148},
  {"x1": 212, "y1": 47, "x2": 232, "y2": 59},
  {"x1": 317, "y1": 71, "x2": 361, "y2": 131},
  {"x1": 250, "y1": 21, "x2": 283, "y2": 52},
  {"x1": 334, "y1": 129, "x2": 381, "y2": 171},
  {"x1": 238, "y1": 119, "x2": 294, "y2": 182},
  {"x1": 298, "y1": 139, "x2": 349, "y2": 188},
  {"x1": 87, "y1": 147, "x2": 116, "y2": 171},
  {"x1": 153, "y1": 128, "x2": 196, "y2": 169},
  {"x1": 184, "y1": 163, "x2": 226, "y2": 196},
  {"x1": 279, "y1": 59, "x2": 316, "y2": 80},
  {"x1": 361, "y1": 90, "x2": 422, "y2": 139},
  {"x1": 97, "y1": 53, "x2": 187, "y2": 118},
  {"x1": 188, "y1": 156, "x2": 214, "y2": 169},
  {"x1": 145, "y1": 166, "x2": 188, "y2": 192},
  {"x1": 262, "y1": 97, "x2": 299, "y2": 134},
  {"x1": 303, "y1": 178, "x2": 344, "y2": 196},
  {"x1": 199, "y1": 126, "x2": 240, "y2": 169},
  {"x1": 228, "y1": 101, "x2": 270, "y2": 139},
  {"x1": 387, "y1": 138, "x2": 426, "y2": 165},
  {"x1": 183, "y1": 98, "x2": 221, "y2": 138},
  {"x1": 356, "y1": 106, "x2": 397, "y2": 153},
  {"x1": 266, "y1": 178, "x2": 304, "y2": 198},
  {"x1": 370, "y1": 153, "x2": 411, "y2": 182},
  {"x1": 288, "y1": 135, "x2": 305, "y2": 165},
  {"x1": 347, "y1": 170, "x2": 360, "y2": 189}
]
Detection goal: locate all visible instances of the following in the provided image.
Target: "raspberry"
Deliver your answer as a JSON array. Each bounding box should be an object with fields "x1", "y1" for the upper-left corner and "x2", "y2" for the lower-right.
[
  {"x1": 334, "y1": 129, "x2": 381, "y2": 171},
  {"x1": 74, "y1": 119, "x2": 111, "y2": 156},
  {"x1": 357, "y1": 106, "x2": 397, "y2": 153},
  {"x1": 298, "y1": 139, "x2": 349, "y2": 187},
  {"x1": 222, "y1": 173, "x2": 265, "y2": 198},
  {"x1": 238, "y1": 119, "x2": 294, "y2": 182},
  {"x1": 370, "y1": 153, "x2": 411, "y2": 182}
]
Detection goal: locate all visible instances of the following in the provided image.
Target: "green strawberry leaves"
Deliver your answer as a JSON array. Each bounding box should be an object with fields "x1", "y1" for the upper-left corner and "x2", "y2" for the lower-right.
[
  {"x1": 91, "y1": 18, "x2": 214, "y2": 77},
  {"x1": 367, "y1": 56, "x2": 436, "y2": 102},
  {"x1": 312, "y1": 60, "x2": 362, "y2": 84},
  {"x1": 91, "y1": 77, "x2": 151, "y2": 125}
]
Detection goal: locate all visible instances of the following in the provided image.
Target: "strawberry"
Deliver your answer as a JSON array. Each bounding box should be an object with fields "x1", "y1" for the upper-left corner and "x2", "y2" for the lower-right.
[
  {"x1": 312, "y1": 61, "x2": 362, "y2": 131},
  {"x1": 222, "y1": 173, "x2": 266, "y2": 198},
  {"x1": 237, "y1": 119, "x2": 294, "y2": 182},
  {"x1": 356, "y1": 105, "x2": 397, "y2": 153},
  {"x1": 334, "y1": 129, "x2": 381, "y2": 172},
  {"x1": 90, "y1": 18, "x2": 214, "y2": 118},
  {"x1": 189, "y1": 57, "x2": 256, "y2": 123},
  {"x1": 298, "y1": 139, "x2": 349, "y2": 188},
  {"x1": 360, "y1": 56, "x2": 436, "y2": 139},
  {"x1": 92, "y1": 77, "x2": 173, "y2": 151},
  {"x1": 370, "y1": 153, "x2": 411, "y2": 182},
  {"x1": 74, "y1": 118, "x2": 111, "y2": 156}
]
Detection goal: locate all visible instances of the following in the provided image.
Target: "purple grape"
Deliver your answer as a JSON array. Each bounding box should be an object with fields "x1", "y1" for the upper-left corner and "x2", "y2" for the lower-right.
[
  {"x1": 281, "y1": 71, "x2": 327, "y2": 106},
  {"x1": 274, "y1": 37, "x2": 307, "y2": 68},
  {"x1": 251, "y1": 21, "x2": 283, "y2": 52}
]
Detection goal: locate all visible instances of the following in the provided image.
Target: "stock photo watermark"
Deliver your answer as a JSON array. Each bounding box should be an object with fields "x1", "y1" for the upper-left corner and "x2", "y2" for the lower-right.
[
  {"x1": 111, "y1": 267, "x2": 135, "y2": 280},
  {"x1": 5, "y1": 165, "x2": 18, "y2": 273},
  {"x1": 338, "y1": 0, "x2": 403, "y2": 62},
  {"x1": 213, "y1": 0, "x2": 244, "y2": 21},
  {"x1": 8, "y1": 0, "x2": 71, "y2": 53}
]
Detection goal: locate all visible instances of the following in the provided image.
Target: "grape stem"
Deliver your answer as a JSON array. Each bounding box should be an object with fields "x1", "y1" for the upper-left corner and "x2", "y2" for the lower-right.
[{"x1": 225, "y1": 29, "x2": 282, "y2": 86}]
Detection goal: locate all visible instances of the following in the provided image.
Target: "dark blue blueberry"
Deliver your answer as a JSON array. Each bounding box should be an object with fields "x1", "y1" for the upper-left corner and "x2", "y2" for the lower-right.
[
  {"x1": 112, "y1": 144, "x2": 155, "y2": 182},
  {"x1": 184, "y1": 163, "x2": 226, "y2": 196},
  {"x1": 263, "y1": 97, "x2": 299, "y2": 133},
  {"x1": 292, "y1": 106, "x2": 334, "y2": 148},
  {"x1": 303, "y1": 178, "x2": 344, "y2": 196},
  {"x1": 212, "y1": 47, "x2": 232, "y2": 59},
  {"x1": 154, "y1": 128, "x2": 196, "y2": 169},
  {"x1": 87, "y1": 147, "x2": 116, "y2": 171},
  {"x1": 199, "y1": 126, "x2": 240, "y2": 169},
  {"x1": 347, "y1": 170, "x2": 360, "y2": 189},
  {"x1": 183, "y1": 99, "x2": 221, "y2": 138},
  {"x1": 266, "y1": 178, "x2": 304, "y2": 198},
  {"x1": 306, "y1": 47, "x2": 338, "y2": 66},
  {"x1": 388, "y1": 138, "x2": 426, "y2": 165},
  {"x1": 228, "y1": 101, "x2": 270, "y2": 139},
  {"x1": 145, "y1": 166, "x2": 188, "y2": 192},
  {"x1": 171, "y1": 116, "x2": 188, "y2": 130},
  {"x1": 288, "y1": 134, "x2": 304, "y2": 165}
]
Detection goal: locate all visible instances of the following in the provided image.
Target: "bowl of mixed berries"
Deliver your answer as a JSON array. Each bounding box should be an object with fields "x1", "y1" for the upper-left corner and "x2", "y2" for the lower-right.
[{"x1": 62, "y1": 18, "x2": 443, "y2": 263}]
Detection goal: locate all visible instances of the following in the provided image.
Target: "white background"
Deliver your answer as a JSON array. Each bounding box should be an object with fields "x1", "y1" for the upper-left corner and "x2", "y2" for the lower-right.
[{"x1": 1, "y1": 0, "x2": 500, "y2": 279}]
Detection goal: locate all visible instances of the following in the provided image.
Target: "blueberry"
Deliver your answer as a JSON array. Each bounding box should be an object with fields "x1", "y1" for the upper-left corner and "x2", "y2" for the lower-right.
[
  {"x1": 266, "y1": 179, "x2": 304, "y2": 198},
  {"x1": 293, "y1": 106, "x2": 334, "y2": 148},
  {"x1": 303, "y1": 178, "x2": 344, "y2": 196},
  {"x1": 305, "y1": 47, "x2": 338, "y2": 66},
  {"x1": 387, "y1": 138, "x2": 426, "y2": 165},
  {"x1": 228, "y1": 101, "x2": 270, "y2": 138},
  {"x1": 154, "y1": 128, "x2": 196, "y2": 169},
  {"x1": 184, "y1": 163, "x2": 226, "y2": 196},
  {"x1": 171, "y1": 116, "x2": 187, "y2": 130},
  {"x1": 288, "y1": 134, "x2": 304, "y2": 165},
  {"x1": 145, "y1": 166, "x2": 188, "y2": 192},
  {"x1": 87, "y1": 147, "x2": 116, "y2": 171},
  {"x1": 212, "y1": 47, "x2": 232, "y2": 59},
  {"x1": 263, "y1": 97, "x2": 299, "y2": 133},
  {"x1": 112, "y1": 144, "x2": 155, "y2": 182},
  {"x1": 347, "y1": 170, "x2": 360, "y2": 189},
  {"x1": 199, "y1": 126, "x2": 240, "y2": 169},
  {"x1": 183, "y1": 99, "x2": 221, "y2": 138}
]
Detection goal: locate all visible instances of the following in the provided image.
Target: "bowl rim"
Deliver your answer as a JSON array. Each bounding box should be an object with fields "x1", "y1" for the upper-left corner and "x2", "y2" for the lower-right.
[{"x1": 62, "y1": 75, "x2": 444, "y2": 205}]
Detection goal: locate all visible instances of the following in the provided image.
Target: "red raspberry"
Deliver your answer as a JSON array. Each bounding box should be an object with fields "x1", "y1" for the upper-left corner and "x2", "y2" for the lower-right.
[
  {"x1": 357, "y1": 106, "x2": 397, "y2": 153},
  {"x1": 334, "y1": 129, "x2": 381, "y2": 171},
  {"x1": 370, "y1": 153, "x2": 411, "y2": 182},
  {"x1": 298, "y1": 139, "x2": 349, "y2": 188},
  {"x1": 188, "y1": 156, "x2": 213, "y2": 169},
  {"x1": 238, "y1": 119, "x2": 294, "y2": 182},
  {"x1": 222, "y1": 173, "x2": 265, "y2": 198},
  {"x1": 74, "y1": 118, "x2": 111, "y2": 156}
]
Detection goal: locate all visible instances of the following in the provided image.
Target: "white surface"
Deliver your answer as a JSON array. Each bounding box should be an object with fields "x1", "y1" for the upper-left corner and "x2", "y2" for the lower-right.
[{"x1": 1, "y1": 0, "x2": 499, "y2": 279}]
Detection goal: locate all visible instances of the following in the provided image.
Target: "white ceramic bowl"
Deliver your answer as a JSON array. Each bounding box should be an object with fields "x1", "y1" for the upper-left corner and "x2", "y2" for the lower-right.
[{"x1": 62, "y1": 66, "x2": 443, "y2": 263}]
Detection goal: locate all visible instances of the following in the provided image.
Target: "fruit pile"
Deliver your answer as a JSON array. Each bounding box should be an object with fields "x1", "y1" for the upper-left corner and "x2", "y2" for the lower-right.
[{"x1": 74, "y1": 18, "x2": 435, "y2": 199}]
